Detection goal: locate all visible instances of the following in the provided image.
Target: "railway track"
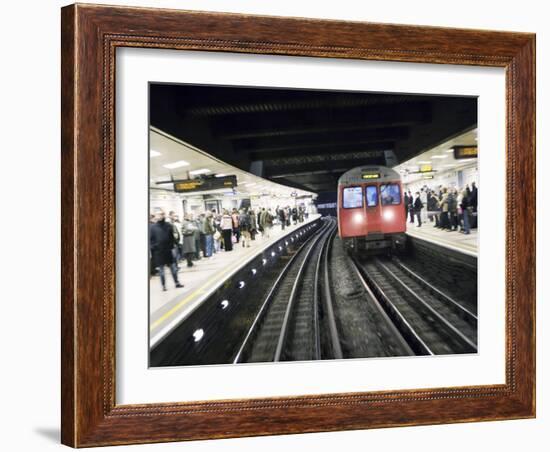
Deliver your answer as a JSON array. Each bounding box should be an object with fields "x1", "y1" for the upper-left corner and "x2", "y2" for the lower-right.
[
  {"x1": 233, "y1": 218, "x2": 337, "y2": 363},
  {"x1": 350, "y1": 256, "x2": 478, "y2": 355},
  {"x1": 233, "y1": 226, "x2": 477, "y2": 363},
  {"x1": 327, "y1": 236, "x2": 414, "y2": 358}
]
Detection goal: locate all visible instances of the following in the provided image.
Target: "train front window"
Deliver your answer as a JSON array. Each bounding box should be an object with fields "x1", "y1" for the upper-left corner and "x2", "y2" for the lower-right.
[
  {"x1": 342, "y1": 186, "x2": 363, "y2": 209},
  {"x1": 365, "y1": 185, "x2": 378, "y2": 207},
  {"x1": 380, "y1": 184, "x2": 401, "y2": 206}
]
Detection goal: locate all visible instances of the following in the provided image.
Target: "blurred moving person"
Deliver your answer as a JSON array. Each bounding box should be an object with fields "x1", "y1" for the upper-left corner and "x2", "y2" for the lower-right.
[
  {"x1": 239, "y1": 208, "x2": 252, "y2": 248},
  {"x1": 149, "y1": 210, "x2": 183, "y2": 291}
]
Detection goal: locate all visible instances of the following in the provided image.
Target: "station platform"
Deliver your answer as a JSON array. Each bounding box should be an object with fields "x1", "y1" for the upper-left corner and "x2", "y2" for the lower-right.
[
  {"x1": 405, "y1": 221, "x2": 478, "y2": 257},
  {"x1": 150, "y1": 214, "x2": 322, "y2": 347}
]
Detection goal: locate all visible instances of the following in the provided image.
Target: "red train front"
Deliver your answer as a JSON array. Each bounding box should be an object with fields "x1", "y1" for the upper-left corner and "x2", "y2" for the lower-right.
[{"x1": 337, "y1": 165, "x2": 407, "y2": 252}]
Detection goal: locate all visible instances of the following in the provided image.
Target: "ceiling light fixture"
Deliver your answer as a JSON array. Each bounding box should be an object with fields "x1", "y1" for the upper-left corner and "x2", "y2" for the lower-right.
[
  {"x1": 150, "y1": 150, "x2": 161, "y2": 157},
  {"x1": 189, "y1": 168, "x2": 211, "y2": 175},
  {"x1": 163, "y1": 160, "x2": 189, "y2": 169}
]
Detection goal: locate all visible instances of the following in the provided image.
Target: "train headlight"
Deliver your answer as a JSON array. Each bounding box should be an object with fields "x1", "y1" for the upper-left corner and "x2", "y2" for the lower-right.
[
  {"x1": 382, "y1": 210, "x2": 395, "y2": 221},
  {"x1": 352, "y1": 212, "x2": 364, "y2": 225}
]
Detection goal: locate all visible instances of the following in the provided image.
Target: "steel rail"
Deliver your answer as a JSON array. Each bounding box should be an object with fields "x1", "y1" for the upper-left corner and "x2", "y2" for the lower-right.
[
  {"x1": 232, "y1": 220, "x2": 331, "y2": 363},
  {"x1": 322, "y1": 226, "x2": 344, "y2": 360},
  {"x1": 311, "y1": 222, "x2": 332, "y2": 360},
  {"x1": 348, "y1": 258, "x2": 415, "y2": 356},
  {"x1": 392, "y1": 257, "x2": 478, "y2": 326},
  {"x1": 350, "y1": 256, "x2": 433, "y2": 356},
  {"x1": 375, "y1": 258, "x2": 477, "y2": 353},
  {"x1": 274, "y1": 220, "x2": 336, "y2": 361}
]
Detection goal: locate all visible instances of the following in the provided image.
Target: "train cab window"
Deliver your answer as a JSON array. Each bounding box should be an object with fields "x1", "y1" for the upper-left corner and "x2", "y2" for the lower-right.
[
  {"x1": 380, "y1": 184, "x2": 401, "y2": 206},
  {"x1": 342, "y1": 186, "x2": 363, "y2": 209},
  {"x1": 365, "y1": 186, "x2": 378, "y2": 207}
]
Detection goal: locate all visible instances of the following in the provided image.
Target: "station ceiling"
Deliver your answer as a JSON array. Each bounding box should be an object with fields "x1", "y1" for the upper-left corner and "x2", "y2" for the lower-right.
[{"x1": 150, "y1": 84, "x2": 477, "y2": 194}]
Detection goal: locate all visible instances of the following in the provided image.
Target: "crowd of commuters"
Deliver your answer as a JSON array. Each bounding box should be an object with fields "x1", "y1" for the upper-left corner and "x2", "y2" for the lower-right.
[
  {"x1": 149, "y1": 204, "x2": 308, "y2": 291},
  {"x1": 403, "y1": 182, "x2": 478, "y2": 234}
]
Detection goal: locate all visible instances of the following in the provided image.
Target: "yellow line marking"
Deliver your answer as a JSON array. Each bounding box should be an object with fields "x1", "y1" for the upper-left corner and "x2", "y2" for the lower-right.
[{"x1": 150, "y1": 242, "x2": 267, "y2": 331}]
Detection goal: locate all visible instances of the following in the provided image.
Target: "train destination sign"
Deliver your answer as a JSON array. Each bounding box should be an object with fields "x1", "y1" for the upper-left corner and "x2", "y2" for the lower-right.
[
  {"x1": 361, "y1": 172, "x2": 381, "y2": 179},
  {"x1": 173, "y1": 175, "x2": 237, "y2": 193},
  {"x1": 453, "y1": 145, "x2": 478, "y2": 159}
]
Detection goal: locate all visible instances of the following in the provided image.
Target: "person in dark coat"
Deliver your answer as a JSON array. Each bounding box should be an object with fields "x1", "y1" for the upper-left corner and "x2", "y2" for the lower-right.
[
  {"x1": 407, "y1": 190, "x2": 414, "y2": 223},
  {"x1": 180, "y1": 215, "x2": 198, "y2": 267},
  {"x1": 470, "y1": 182, "x2": 478, "y2": 212},
  {"x1": 278, "y1": 206, "x2": 286, "y2": 230},
  {"x1": 460, "y1": 186, "x2": 471, "y2": 234},
  {"x1": 413, "y1": 192, "x2": 423, "y2": 227},
  {"x1": 447, "y1": 189, "x2": 458, "y2": 231},
  {"x1": 150, "y1": 210, "x2": 183, "y2": 291},
  {"x1": 238, "y1": 208, "x2": 252, "y2": 248},
  {"x1": 191, "y1": 214, "x2": 202, "y2": 260}
]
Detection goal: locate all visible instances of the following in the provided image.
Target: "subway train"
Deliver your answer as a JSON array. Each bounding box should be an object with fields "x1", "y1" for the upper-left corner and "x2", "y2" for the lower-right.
[{"x1": 337, "y1": 165, "x2": 407, "y2": 253}]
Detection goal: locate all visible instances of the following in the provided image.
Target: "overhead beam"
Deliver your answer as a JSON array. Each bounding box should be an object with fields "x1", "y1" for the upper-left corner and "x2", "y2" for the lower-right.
[
  {"x1": 246, "y1": 139, "x2": 395, "y2": 158},
  {"x1": 264, "y1": 150, "x2": 386, "y2": 166},
  {"x1": 250, "y1": 141, "x2": 393, "y2": 161},
  {"x1": 185, "y1": 93, "x2": 417, "y2": 117},
  {"x1": 265, "y1": 157, "x2": 387, "y2": 178},
  {"x1": 213, "y1": 103, "x2": 431, "y2": 139},
  {"x1": 233, "y1": 126, "x2": 409, "y2": 153}
]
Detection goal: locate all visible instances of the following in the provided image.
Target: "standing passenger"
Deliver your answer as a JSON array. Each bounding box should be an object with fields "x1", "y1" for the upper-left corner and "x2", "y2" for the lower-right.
[
  {"x1": 231, "y1": 208, "x2": 240, "y2": 243},
  {"x1": 439, "y1": 188, "x2": 450, "y2": 230},
  {"x1": 249, "y1": 209, "x2": 258, "y2": 241},
  {"x1": 448, "y1": 189, "x2": 458, "y2": 231},
  {"x1": 278, "y1": 207, "x2": 286, "y2": 231},
  {"x1": 192, "y1": 214, "x2": 202, "y2": 260},
  {"x1": 180, "y1": 215, "x2": 197, "y2": 267},
  {"x1": 149, "y1": 210, "x2": 183, "y2": 291},
  {"x1": 203, "y1": 212, "x2": 215, "y2": 257},
  {"x1": 239, "y1": 208, "x2": 252, "y2": 248},
  {"x1": 413, "y1": 192, "x2": 423, "y2": 227},
  {"x1": 260, "y1": 208, "x2": 273, "y2": 238},
  {"x1": 420, "y1": 188, "x2": 428, "y2": 224},
  {"x1": 407, "y1": 191, "x2": 414, "y2": 223},
  {"x1": 460, "y1": 187, "x2": 471, "y2": 235},
  {"x1": 221, "y1": 210, "x2": 233, "y2": 251}
]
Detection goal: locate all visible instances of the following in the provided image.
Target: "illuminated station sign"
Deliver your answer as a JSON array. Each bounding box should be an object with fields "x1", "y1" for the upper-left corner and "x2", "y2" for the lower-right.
[
  {"x1": 419, "y1": 164, "x2": 433, "y2": 173},
  {"x1": 173, "y1": 175, "x2": 237, "y2": 193},
  {"x1": 453, "y1": 145, "x2": 478, "y2": 160}
]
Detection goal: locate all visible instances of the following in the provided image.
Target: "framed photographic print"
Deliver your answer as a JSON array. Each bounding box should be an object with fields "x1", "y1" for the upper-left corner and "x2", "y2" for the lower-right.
[{"x1": 61, "y1": 3, "x2": 535, "y2": 447}]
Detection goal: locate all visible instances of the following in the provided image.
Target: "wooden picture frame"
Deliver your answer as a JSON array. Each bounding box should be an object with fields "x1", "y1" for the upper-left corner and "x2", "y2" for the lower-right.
[{"x1": 61, "y1": 3, "x2": 535, "y2": 447}]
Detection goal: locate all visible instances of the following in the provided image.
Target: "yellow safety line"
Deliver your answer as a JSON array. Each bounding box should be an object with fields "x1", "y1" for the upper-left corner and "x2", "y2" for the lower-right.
[{"x1": 150, "y1": 240, "x2": 272, "y2": 331}]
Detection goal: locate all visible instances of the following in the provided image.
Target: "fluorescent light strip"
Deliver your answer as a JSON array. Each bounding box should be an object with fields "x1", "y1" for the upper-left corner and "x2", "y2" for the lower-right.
[
  {"x1": 150, "y1": 150, "x2": 161, "y2": 157},
  {"x1": 189, "y1": 168, "x2": 211, "y2": 175},
  {"x1": 163, "y1": 160, "x2": 189, "y2": 169}
]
